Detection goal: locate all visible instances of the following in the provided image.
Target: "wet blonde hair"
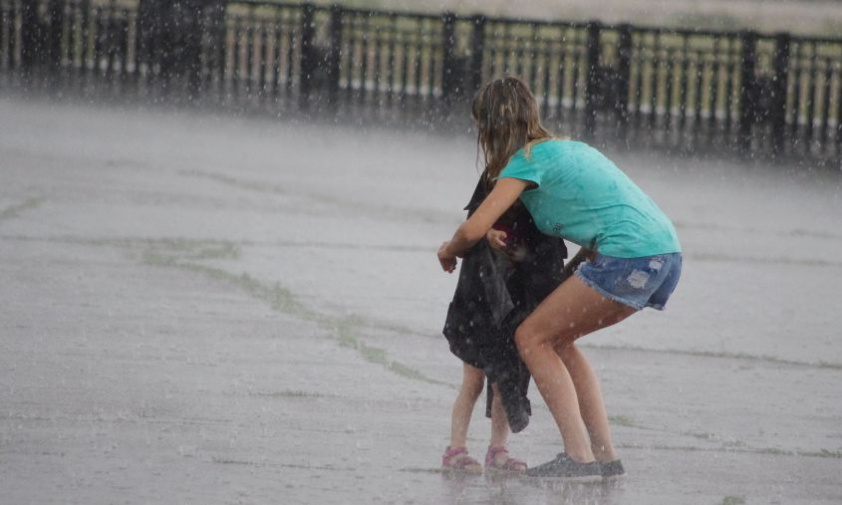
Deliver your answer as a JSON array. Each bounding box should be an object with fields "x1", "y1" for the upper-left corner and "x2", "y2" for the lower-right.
[{"x1": 472, "y1": 76, "x2": 552, "y2": 183}]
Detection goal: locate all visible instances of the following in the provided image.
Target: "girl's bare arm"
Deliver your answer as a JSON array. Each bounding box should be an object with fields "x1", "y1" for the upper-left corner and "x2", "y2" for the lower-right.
[{"x1": 438, "y1": 178, "x2": 527, "y2": 272}]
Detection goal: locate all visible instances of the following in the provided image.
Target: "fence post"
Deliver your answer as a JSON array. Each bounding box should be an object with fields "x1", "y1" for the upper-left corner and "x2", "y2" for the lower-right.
[
  {"x1": 583, "y1": 20, "x2": 602, "y2": 141},
  {"x1": 327, "y1": 5, "x2": 343, "y2": 108},
  {"x1": 136, "y1": 0, "x2": 214, "y2": 99},
  {"x1": 20, "y1": 0, "x2": 43, "y2": 77},
  {"x1": 770, "y1": 32, "x2": 790, "y2": 159},
  {"x1": 738, "y1": 30, "x2": 758, "y2": 154},
  {"x1": 203, "y1": 0, "x2": 227, "y2": 95},
  {"x1": 615, "y1": 24, "x2": 633, "y2": 142},
  {"x1": 185, "y1": 1, "x2": 220, "y2": 99},
  {"x1": 298, "y1": 2, "x2": 317, "y2": 112},
  {"x1": 157, "y1": 0, "x2": 175, "y2": 94},
  {"x1": 137, "y1": 0, "x2": 168, "y2": 93},
  {"x1": 46, "y1": 0, "x2": 64, "y2": 77},
  {"x1": 469, "y1": 15, "x2": 486, "y2": 97},
  {"x1": 441, "y1": 11, "x2": 457, "y2": 106}
]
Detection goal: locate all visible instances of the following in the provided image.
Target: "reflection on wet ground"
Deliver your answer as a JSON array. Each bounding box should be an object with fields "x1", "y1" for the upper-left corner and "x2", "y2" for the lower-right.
[{"x1": 439, "y1": 472, "x2": 625, "y2": 505}]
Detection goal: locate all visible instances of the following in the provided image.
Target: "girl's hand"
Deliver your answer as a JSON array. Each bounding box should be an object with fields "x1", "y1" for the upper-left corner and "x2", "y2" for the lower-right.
[
  {"x1": 438, "y1": 242, "x2": 458, "y2": 273},
  {"x1": 486, "y1": 229, "x2": 508, "y2": 251}
]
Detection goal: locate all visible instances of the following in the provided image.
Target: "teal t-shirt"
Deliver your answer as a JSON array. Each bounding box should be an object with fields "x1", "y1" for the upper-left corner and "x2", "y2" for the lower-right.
[{"x1": 498, "y1": 139, "x2": 681, "y2": 258}]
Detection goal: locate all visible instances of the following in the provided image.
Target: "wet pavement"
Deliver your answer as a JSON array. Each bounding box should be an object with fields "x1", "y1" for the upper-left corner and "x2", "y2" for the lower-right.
[{"x1": 1, "y1": 96, "x2": 841, "y2": 504}]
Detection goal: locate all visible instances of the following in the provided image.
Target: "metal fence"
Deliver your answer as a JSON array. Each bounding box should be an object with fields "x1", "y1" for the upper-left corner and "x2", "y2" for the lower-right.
[{"x1": 2, "y1": 0, "x2": 841, "y2": 165}]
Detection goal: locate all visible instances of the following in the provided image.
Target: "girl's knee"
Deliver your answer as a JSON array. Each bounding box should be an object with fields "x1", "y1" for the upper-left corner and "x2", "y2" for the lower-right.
[
  {"x1": 516, "y1": 323, "x2": 579, "y2": 359},
  {"x1": 515, "y1": 325, "x2": 546, "y2": 356}
]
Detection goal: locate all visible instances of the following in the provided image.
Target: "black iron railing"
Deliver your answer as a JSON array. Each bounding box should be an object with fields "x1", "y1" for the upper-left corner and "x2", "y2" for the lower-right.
[{"x1": 2, "y1": 0, "x2": 841, "y2": 166}]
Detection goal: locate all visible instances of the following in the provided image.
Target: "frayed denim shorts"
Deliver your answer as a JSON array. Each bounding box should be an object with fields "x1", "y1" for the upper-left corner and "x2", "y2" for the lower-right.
[{"x1": 575, "y1": 252, "x2": 682, "y2": 311}]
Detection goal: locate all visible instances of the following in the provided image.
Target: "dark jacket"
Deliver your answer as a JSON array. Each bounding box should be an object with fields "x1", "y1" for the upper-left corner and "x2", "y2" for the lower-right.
[{"x1": 442, "y1": 179, "x2": 567, "y2": 433}]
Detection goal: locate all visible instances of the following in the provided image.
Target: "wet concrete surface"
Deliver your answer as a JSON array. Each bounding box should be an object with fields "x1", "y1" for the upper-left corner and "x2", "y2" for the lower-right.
[{"x1": 1, "y1": 97, "x2": 841, "y2": 504}]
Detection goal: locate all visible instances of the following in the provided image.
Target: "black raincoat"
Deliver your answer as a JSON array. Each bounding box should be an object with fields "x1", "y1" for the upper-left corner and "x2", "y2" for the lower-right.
[{"x1": 442, "y1": 179, "x2": 568, "y2": 433}]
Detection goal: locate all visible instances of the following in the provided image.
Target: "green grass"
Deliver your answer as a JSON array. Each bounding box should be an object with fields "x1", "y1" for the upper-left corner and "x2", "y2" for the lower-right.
[
  {"x1": 0, "y1": 197, "x2": 46, "y2": 222},
  {"x1": 688, "y1": 431, "x2": 717, "y2": 441},
  {"x1": 608, "y1": 414, "x2": 637, "y2": 427},
  {"x1": 255, "y1": 389, "x2": 325, "y2": 398},
  {"x1": 583, "y1": 342, "x2": 842, "y2": 372}
]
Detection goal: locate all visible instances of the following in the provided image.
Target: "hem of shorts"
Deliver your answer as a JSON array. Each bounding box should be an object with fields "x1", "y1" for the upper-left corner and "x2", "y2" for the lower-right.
[{"x1": 575, "y1": 270, "x2": 644, "y2": 311}]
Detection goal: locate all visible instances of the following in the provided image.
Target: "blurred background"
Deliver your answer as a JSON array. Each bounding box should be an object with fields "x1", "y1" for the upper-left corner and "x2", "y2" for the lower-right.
[{"x1": 2, "y1": 0, "x2": 841, "y2": 167}]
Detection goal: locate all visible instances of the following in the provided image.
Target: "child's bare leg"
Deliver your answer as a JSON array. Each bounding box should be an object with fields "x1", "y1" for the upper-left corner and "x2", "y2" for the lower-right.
[
  {"x1": 486, "y1": 382, "x2": 526, "y2": 472},
  {"x1": 489, "y1": 382, "x2": 509, "y2": 447},
  {"x1": 555, "y1": 343, "x2": 619, "y2": 462},
  {"x1": 449, "y1": 362, "x2": 485, "y2": 448}
]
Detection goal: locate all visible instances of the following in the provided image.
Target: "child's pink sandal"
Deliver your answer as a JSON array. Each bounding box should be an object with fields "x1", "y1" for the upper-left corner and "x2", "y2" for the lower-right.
[
  {"x1": 441, "y1": 446, "x2": 482, "y2": 474},
  {"x1": 485, "y1": 445, "x2": 527, "y2": 473}
]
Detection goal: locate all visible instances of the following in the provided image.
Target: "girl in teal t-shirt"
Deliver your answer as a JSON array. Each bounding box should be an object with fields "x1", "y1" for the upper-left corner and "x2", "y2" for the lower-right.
[{"x1": 437, "y1": 76, "x2": 682, "y2": 480}]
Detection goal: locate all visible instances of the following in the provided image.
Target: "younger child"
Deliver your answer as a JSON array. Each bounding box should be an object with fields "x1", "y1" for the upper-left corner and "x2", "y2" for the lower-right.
[{"x1": 441, "y1": 177, "x2": 567, "y2": 473}]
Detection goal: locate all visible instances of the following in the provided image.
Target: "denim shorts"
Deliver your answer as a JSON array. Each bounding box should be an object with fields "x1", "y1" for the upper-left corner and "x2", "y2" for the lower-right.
[{"x1": 575, "y1": 252, "x2": 682, "y2": 311}]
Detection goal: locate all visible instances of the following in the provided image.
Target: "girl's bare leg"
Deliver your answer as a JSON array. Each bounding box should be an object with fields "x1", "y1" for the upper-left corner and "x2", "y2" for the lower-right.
[
  {"x1": 515, "y1": 275, "x2": 636, "y2": 462},
  {"x1": 489, "y1": 382, "x2": 509, "y2": 447},
  {"x1": 556, "y1": 343, "x2": 619, "y2": 462},
  {"x1": 450, "y1": 363, "x2": 485, "y2": 448}
]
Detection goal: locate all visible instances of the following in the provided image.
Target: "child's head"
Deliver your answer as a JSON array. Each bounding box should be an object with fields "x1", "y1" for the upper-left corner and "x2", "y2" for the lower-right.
[{"x1": 472, "y1": 76, "x2": 551, "y2": 179}]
